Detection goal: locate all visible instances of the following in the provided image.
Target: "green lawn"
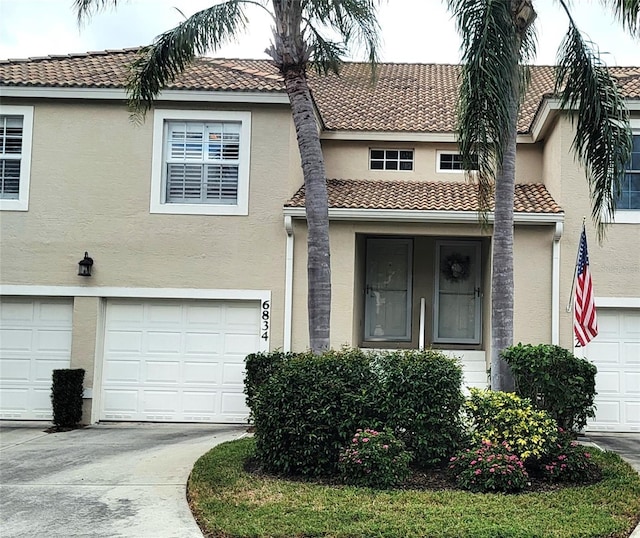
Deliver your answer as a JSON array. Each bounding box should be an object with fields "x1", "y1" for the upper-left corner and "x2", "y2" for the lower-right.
[{"x1": 188, "y1": 438, "x2": 640, "y2": 538}]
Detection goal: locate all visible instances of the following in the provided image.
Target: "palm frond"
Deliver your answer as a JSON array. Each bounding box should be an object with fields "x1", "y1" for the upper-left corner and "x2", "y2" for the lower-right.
[
  {"x1": 303, "y1": 0, "x2": 381, "y2": 74},
  {"x1": 73, "y1": 0, "x2": 122, "y2": 24},
  {"x1": 448, "y1": 0, "x2": 526, "y2": 211},
  {"x1": 555, "y1": 23, "x2": 632, "y2": 239},
  {"x1": 597, "y1": 0, "x2": 640, "y2": 35},
  {"x1": 126, "y1": 1, "x2": 249, "y2": 117}
]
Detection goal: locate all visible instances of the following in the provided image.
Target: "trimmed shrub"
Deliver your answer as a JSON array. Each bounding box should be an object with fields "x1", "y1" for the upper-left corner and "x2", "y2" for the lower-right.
[
  {"x1": 244, "y1": 350, "x2": 293, "y2": 420},
  {"x1": 252, "y1": 349, "x2": 381, "y2": 477},
  {"x1": 501, "y1": 343, "x2": 597, "y2": 433},
  {"x1": 448, "y1": 440, "x2": 529, "y2": 493},
  {"x1": 465, "y1": 388, "x2": 558, "y2": 461},
  {"x1": 51, "y1": 368, "x2": 85, "y2": 427},
  {"x1": 338, "y1": 428, "x2": 412, "y2": 488},
  {"x1": 376, "y1": 350, "x2": 467, "y2": 467}
]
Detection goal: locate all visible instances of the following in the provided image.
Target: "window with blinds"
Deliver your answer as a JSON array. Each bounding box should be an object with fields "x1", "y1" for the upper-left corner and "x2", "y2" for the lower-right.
[
  {"x1": 165, "y1": 121, "x2": 241, "y2": 205},
  {"x1": 0, "y1": 115, "x2": 23, "y2": 200}
]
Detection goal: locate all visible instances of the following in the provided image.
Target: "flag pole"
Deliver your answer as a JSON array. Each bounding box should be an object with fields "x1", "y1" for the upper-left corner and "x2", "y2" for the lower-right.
[{"x1": 566, "y1": 218, "x2": 586, "y2": 313}]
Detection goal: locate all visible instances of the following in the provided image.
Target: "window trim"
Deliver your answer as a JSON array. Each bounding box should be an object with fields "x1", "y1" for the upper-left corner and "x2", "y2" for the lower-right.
[
  {"x1": 150, "y1": 109, "x2": 251, "y2": 215},
  {"x1": 607, "y1": 120, "x2": 640, "y2": 224},
  {"x1": 368, "y1": 148, "x2": 414, "y2": 172},
  {"x1": 0, "y1": 105, "x2": 33, "y2": 211}
]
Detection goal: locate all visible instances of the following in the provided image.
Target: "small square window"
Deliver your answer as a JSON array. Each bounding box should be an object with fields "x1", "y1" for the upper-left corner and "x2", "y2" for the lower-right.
[
  {"x1": 369, "y1": 148, "x2": 414, "y2": 171},
  {"x1": 437, "y1": 151, "x2": 478, "y2": 173}
]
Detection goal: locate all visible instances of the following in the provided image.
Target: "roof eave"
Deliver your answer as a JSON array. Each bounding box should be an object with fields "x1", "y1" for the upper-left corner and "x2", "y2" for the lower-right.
[
  {"x1": 283, "y1": 206, "x2": 564, "y2": 224},
  {"x1": 0, "y1": 86, "x2": 290, "y2": 104}
]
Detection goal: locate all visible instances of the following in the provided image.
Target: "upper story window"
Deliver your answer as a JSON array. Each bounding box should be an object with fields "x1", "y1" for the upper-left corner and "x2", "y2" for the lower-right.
[
  {"x1": 610, "y1": 121, "x2": 640, "y2": 224},
  {"x1": 151, "y1": 110, "x2": 251, "y2": 215},
  {"x1": 370, "y1": 149, "x2": 414, "y2": 171},
  {"x1": 0, "y1": 105, "x2": 33, "y2": 211},
  {"x1": 616, "y1": 134, "x2": 639, "y2": 211},
  {"x1": 437, "y1": 151, "x2": 478, "y2": 173}
]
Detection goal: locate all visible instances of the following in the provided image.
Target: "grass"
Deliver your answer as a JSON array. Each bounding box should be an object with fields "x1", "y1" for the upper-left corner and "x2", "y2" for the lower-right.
[{"x1": 188, "y1": 438, "x2": 640, "y2": 538}]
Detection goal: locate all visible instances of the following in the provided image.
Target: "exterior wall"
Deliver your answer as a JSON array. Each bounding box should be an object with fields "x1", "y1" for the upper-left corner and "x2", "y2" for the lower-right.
[
  {"x1": 547, "y1": 114, "x2": 640, "y2": 350},
  {"x1": 513, "y1": 225, "x2": 554, "y2": 344},
  {"x1": 321, "y1": 139, "x2": 543, "y2": 182},
  {"x1": 0, "y1": 97, "x2": 302, "y2": 421},
  {"x1": 0, "y1": 99, "x2": 299, "y2": 352},
  {"x1": 290, "y1": 218, "x2": 555, "y2": 359}
]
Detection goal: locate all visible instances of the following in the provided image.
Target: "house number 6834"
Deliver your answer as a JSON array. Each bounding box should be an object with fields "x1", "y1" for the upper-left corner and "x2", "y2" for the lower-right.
[{"x1": 261, "y1": 300, "x2": 270, "y2": 341}]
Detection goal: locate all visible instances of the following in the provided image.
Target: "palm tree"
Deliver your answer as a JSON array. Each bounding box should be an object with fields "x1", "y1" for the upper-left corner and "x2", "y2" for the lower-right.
[
  {"x1": 446, "y1": 0, "x2": 638, "y2": 390},
  {"x1": 74, "y1": 0, "x2": 381, "y2": 354}
]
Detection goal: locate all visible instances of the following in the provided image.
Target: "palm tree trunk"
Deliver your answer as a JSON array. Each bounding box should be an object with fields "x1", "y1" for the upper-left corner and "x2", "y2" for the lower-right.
[
  {"x1": 282, "y1": 66, "x2": 331, "y2": 353},
  {"x1": 490, "y1": 70, "x2": 518, "y2": 392}
]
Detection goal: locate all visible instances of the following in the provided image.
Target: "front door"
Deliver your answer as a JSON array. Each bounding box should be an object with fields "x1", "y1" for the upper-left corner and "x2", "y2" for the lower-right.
[
  {"x1": 364, "y1": 238, "x2": 413, "y2": 341},
  {"x1": 433, "y1": 241, "x2": 482, "y2": 344}
]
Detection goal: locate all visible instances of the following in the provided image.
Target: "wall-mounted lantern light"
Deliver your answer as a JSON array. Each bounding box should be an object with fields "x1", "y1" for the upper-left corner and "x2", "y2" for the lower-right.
[{"x1": 78, "y1": 252, "x2": 94, "y2": 277}]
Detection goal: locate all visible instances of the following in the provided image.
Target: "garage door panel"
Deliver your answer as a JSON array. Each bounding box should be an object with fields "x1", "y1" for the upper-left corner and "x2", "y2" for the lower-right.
[
  {"x1": 148, "y1": 304, "x2": 182, "y2": 324},
  {"x1": 188, "y1": 305, "x2": 222, "y2": 324},
  {"x1": 39, "y1": 302, "x2": 73, "y2": 323},
  {"x1": 106, "y1": 331, "x2": 143, "y2": 352},
  {"x1": 147, "y1": 331, "x2": 182, "y2": 353},
  {"x1": 143, "y1": 361, "x2": 180, "y2": 383},
  {"x1": 0, "y1": 298, "x2": 73, "y2": 420},
  {"x1": 626, "y1": 373, "x2": 640, "y2": 395},
  {"x1": 104, "y1": 360, "x2": 141, "y2": 383},
  {"x1": 0, "y1": 328, "x2": 33, "y2": 350},
  {"x1": 624, "y1": 343, "x2": 640, "y2": 364},
  {"x1": 221, "y1": 392, "x2": 248, "y2": 416},
  {"x1": 586, "y1": 308, "x2": 639, "y2": 432},
  {"x1": 34, "y1": 359, "x2": 69, "y2": 381},
  {"x1": 103, "y1": 389, "x2": 139, "y2": 412},
  {"x1": 0, "y1": 358, "x2": 31, "y2": 381},
  {"x1": 183, "y1": 362, "x2": 219, "y2": 384},
  {"x1": 184, "y1": 332, "x2": 221, "y2": 354},
  {"x1": 225, "y1": 333, "x2": 259, "y2": 355},
  {"x1": 101, "y1": 299, "x2": 261, "y2": 423},
  {"x1": 36, "y1": 329, "x2": 72, "y2": 352}
]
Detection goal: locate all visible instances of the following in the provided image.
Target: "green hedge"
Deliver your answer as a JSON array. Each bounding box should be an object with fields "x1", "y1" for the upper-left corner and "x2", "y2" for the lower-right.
[
  {"x1": 376, "y1": 350, "x2": 466, "y2": 466},
  {"x1": 252, "y1": 349, "x2": 381, "y2": 476},
  {"x1": 249, "y1": 349, "x2": 466, "y2": 476},
  {"x1": 244, "y1": 350, "x2": 293, "y2": 420},
  {"x1": 501, "y1": 343, "x2": 597, "y2": 433},
  {"x1": 51, "y1": 368, "x2": 85, "y2": 427}
]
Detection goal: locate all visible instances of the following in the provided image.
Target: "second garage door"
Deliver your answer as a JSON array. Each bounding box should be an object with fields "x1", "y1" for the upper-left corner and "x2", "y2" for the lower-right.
[
  {"x1": 101, "y1": 299, "x2": 261, "y2": 423},
  {"x1": 585, "y1": 308, "x2": 640, "y2": 432}
]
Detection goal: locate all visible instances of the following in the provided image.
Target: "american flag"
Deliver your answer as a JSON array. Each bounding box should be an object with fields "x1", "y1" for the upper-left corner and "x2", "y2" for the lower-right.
[{"x1": 574, "y1": 225, "x2": 598, "y2": 346}]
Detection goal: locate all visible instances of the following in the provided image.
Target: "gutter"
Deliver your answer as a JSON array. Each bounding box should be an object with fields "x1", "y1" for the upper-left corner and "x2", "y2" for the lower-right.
[
  {"x1": 552, "y1": 221, "x2": 563, "y2": 345},
  {"x1": 283, "y1": 216, "x2": 294, "y2": 352}
]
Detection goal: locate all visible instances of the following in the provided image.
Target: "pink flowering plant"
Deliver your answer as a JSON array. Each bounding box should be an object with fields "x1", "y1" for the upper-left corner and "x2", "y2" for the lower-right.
[
  {"x1": 338, "y1": 428, "x2": 412, "y2": 488},
  {"x1": 533, "y1": 430, "x2": 601, "y2": 483},
  {"x1": 448, "y1": 440, "x2": 529, "y2": 493}
]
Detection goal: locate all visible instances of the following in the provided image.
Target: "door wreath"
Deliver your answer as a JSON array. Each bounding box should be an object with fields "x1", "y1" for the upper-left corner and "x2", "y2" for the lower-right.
[{"x1": 441, "y1": 253, "x2": 471, "y2": 282}]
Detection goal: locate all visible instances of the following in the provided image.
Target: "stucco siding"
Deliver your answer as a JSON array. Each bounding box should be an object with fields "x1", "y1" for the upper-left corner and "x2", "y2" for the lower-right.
[
  {"x1": 0, "y1": 100, "x2": 299, "y2": 351},
  {"x1": 321, "y1": 139, "x2": 543, "y2": 182}
]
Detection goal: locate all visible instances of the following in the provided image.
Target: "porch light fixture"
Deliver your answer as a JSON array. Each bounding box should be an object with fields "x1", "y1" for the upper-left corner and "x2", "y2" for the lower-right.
[{"x1": 78, "y1": 252, "x2": 94, "y2": 277}]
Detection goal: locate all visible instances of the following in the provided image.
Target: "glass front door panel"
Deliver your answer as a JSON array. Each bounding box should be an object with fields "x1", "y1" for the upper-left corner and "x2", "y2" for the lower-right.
[
  {"x1": 364, "y1": 238, "x2": 412, "y2": 341},
  {"x1": 434, "y1": 242, "x2": 481, "y2": 343}
]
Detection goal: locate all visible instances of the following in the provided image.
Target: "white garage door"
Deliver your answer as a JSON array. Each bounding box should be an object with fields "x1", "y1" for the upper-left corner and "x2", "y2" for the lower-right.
[
  {"x1": 101, "y1": 299, "x2": 261, "y2": 423},
  {"x1": 584, "y1": 308, "x2": 640, "y2": 432},
  {"x1": 0, "y1": 297, "x2": 73, "y2": 420}
]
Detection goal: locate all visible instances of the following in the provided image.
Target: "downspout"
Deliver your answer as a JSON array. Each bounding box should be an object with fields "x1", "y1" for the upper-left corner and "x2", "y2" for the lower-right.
[
  {"x1": 552, "y1": 221, "x2": 563, "y2": 345},
  {"x1": 284, "y1": 216, "x2": 294, "y2": 352}
]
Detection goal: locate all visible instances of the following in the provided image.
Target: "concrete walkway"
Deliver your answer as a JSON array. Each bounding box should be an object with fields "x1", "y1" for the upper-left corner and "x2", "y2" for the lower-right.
[{"x1": 0, "y1": 422, "x2": 247, "y2": 538}]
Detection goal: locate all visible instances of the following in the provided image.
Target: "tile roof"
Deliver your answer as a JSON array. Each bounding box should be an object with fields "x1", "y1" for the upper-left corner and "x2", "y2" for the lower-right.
[
  {"x1": 285, "y1": 178, "x2": 563, "y2": 214},
  {"x1": 1, "y1": 49, "x2": 638, "y2": 134}
]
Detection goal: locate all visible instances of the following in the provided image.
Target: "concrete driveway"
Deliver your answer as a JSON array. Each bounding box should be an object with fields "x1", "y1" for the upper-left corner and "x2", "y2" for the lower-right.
[
  {"x1": 583, "y1": 432, "x2": 640, "y2": 472},
  {"x1": 0, "y1": 422, "x2": 247, "y2": 538}
]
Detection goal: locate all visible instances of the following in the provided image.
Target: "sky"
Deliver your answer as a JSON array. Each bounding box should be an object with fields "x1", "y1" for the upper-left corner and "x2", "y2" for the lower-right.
[{"x1": 0, "y1": 0, "x2": 639, "y2": 66}]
